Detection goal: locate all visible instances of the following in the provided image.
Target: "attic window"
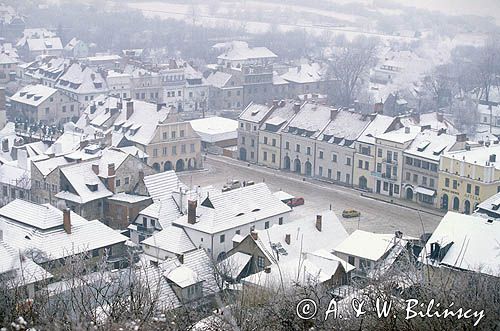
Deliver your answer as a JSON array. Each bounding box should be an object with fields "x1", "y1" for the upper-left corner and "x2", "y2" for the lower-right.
[
  {"x1": 251, "y1": 208, "x2": 260, "y2": 212},
  {"x1": 86, "y1": 183, "x2": 98, "y2": 192},
  {"x1": 236, "y1": 212, "x2": 245, "y2": 217},
  {"x1": 25, "y1": 235, "x2": 31, "y2": 240}
]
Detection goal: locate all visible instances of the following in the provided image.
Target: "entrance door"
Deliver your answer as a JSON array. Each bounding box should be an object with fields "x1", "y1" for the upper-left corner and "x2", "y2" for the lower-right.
[{"x1": 376, "y1": 180, "x2": 381, "y2": 193}]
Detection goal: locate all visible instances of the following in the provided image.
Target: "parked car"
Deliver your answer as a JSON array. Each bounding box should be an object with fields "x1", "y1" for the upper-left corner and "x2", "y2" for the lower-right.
[
  {"x1": 227, "y1": 179, "x2": 241, "y2": 189},
  {"x1": 342, "y1": 209, "x2": 360, "y2": 218},
  {"x1": 287, "y1": 197, "x2": 305, "y2": 207}
]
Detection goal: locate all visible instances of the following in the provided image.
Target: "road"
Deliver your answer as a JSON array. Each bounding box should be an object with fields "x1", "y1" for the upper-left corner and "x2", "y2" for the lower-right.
[{"x1": 178, "y1": 155, "x2": 442, "y2": 238}]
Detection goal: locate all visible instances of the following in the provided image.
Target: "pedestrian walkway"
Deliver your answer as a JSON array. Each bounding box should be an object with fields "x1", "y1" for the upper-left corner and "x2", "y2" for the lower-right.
[{"x1": 360, "y1": 192, "x2": 446, "y2": 217}]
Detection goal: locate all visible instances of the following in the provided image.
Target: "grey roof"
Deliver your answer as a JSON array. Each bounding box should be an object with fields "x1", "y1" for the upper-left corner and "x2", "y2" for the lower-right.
[
  {"x1": 144, "y1": 171, "x2": 187, "y2": 201},
  {"x1": 239, "y1": 103, "x2": 273, "y2": 123},
  {"x1": 10, "y1": 84, "x2": 57, "y2": 107},
  {"x1": 0, "y1": 199, "x2": 65, "y2": 230},
  {"x1": 284, "y1": 102, "x2": 332, "y2": 138},
  {"x1": 205, "y1": 71, "x2": 232, "y2": 88},
  {"x1": 319, "y1": 110, "x2": 371, "y2": 144},
  {"x1": 404, "y1": 129, "x2": 458, "y2": 162}
]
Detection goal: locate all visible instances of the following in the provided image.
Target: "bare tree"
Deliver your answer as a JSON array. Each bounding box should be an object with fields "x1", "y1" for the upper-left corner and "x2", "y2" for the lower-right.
[{"x1": 327, "y1": 36, "x2": 379, "y2": 107}]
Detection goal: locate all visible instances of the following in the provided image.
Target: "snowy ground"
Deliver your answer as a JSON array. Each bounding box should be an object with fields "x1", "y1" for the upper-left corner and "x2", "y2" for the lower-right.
[{"x1": 178, "y1": 155, "x2": 442, "y2": 238}]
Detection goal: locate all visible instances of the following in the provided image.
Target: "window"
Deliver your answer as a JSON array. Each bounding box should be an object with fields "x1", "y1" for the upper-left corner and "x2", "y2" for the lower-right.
[
  {"x1": 422, "y1": 176, "x2": 427, "y2": 185},
  {"x1": 466, "y1": 183, "x2": 471, "y2": 193},
  {"x1": 263, "y1": 151, "x2": 267, "y2": 161},
  {"x1": 153, "y1": 149, "x2": 158, "y2": 157},
  {"x1": 171, "y1": 131, "x2": 176, "y2": 139},
  {"x1": 306, "y1": 147, "x2": 311, "y2": 155},
  {"x1": 346, "y1": 157, "x2": 351, "y2": 166},
  {"x1": 163, "y1": 147, "x2": 168, "y2": 155},
  {"x1": 452, "y1": 180, "x2": 458, "y2": 189},
  {"x1": 332, "y1": 154, "x2": 337, "y2": 162},
  {"x1": 242, "y1": 137, "x2": 245, "y2": 145},
  {"x1": 383, "y1": 182, "x2": 388, "y2": 191},
  {"x1": 45, "y1": 107, "x2": 49, "y2": 114},
  {"x1": 181, "y1": 145, "x2": 186, "y2": 154},
  {"x1": 393, "y1": 153, "x2": 398, "y2": 161},
  {"x1": 296, "y1": 144, "x2": 300, "y2": 152},
  {"x1": 235, "y1": 230, "x2": 240, "y2": 235},
  {"x1": 358, "y1": 160, "x2": 363, "y2": 169},
  {"x1": 180, "y1": 130, "x2": 185, "y2": 137},
  {"x1": 406, "y1": 172, "x2": 411, "y2": 181},
  {"x1": 125, "y1": 177, "x2": 129, "y2": 185},
  {"x1": 394, "y1": 184, "x2": 399, "y2": 194},
  {"x1": 70, "y1": 105, "x2": 74, "y2": 112},
  {"x1": 387, "y1": 151, "x2": 392, "y2": 162},
  {"x1": 376, "y1": 163, "x2": 382, "y2": 173},
  {"x1": 116, "y1": 179, "x2": 121, "y2": 187},
  {"x1": 278, "y1": 217, "x2": 283, "y2": 225},
  {"x1": 336, "y1": 171, "x2": 341, "y2": 181},
  {"x1": 265, "y1": 221, "x2": 269, "y2": 229},
  {"x1": 271, "y1": 154, "x2": 276, "y2": 163},
  {"x1": 319, "y1": 151, "x2": 324, "y2": 159},
  {"x1": 62, "y1": 105, "x2": 66, "y2": 112},
  {"x1": 475, "y1": 186, "x2": 480, "y2": 195},
  {"x1": 285, "y1": 142, "x2": 290, "y2": 150},
  {"x1": 257, "y1": 256, "x2": 265, "y2": 269},
  {"x1": 251, "y1": 139, "x2": 255, "y2": 147},
  {"x1": 377, "y1": 149, "x2": 382, "y2": 157},
  {"x1": 272, "y1": 139, "x2": 276, "y2": 147},
  {"x1": 328, "y1": 169, "x2": 332, "y2": 178},
  {"x1": 264, "y1": 137, "x2": 268, "y2": 145},
  {"x1": 445, "y1": 178, "x2": 450, "y2": 187},
  {"x1": 429, "y1": 178, "x2": 435, "y2": 188},
  {"x1": 319, "y1": 166, "x2": 323, "y2": 176},
  {"x1": 220, "y1": 234, "x2": 225, "y2": 243},
  {"x1": 413, "y1": 174, "x2": 418, "y2": 183},
  {"x1": 190, "y1": 144, "x2": 195, "y2": 152}
]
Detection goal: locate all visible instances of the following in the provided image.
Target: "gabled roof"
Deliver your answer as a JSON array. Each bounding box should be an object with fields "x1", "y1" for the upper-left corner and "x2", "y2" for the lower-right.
[
  {"x1": 0, "y1": 204, "x2": 127, "y2": 262},
  {"x1": 173, "y1": 183, "x2": 291, "y2": 234},
  {"x1": 189, "y1": 116, "x2": 238, "y2": 143},
  {"x1": 142, "y1": 225, "x2": 196, "y2": 255},
  {"x1": 26, "y1": 37, "x2": 63, "y2": 52},
  {"x1": 319, "y1": 109, "x2": 371, "y2": 144},
  {"x1": 419, "y1": 212, "x2": 500, "y2": 277},
  {"x1": 205, "y1": 71, "x2": 232, "y2": 88},
  {"x1": 217, "y1": 42, "x2": 277, "y2": 62},
  {"x1": 261, "y1": 100, "x2": 298, "y2": 133},
  {"x1": 0, "y1": 52, "x2": 17, "y2": 64},
  {"x1": 284, "y1": 102, "x2": 332, "y2": 139},
  {"x1": 404, "y1": 129, "x2": 458, "y2": 161},
  {"x1": 334, "y1": 230, "x2": 401, "y2": 262},
  {"x1": 138, "y1": 197, "x2": 182, "y2": 229},
  {"x1": 0, "y1": 199, "x2": 66, "y2": 230},
  {"x1": 375, "y1": 125, "x2": 420, "y2": 144},
  {"x1": 10, "y1": 84, "x2": 57, "y2": 107},
  {"x1": 56, "y1": 62, "x2": 108, "y2": 95},
  {"x1": 281, "y1": 63, "x2": 326, "y2": 84},
  {"x1": 144, "y1": 171, "x2": 186, "y2": 201},
  {"x1": 239, "y1": 103, "x2": 273, "y2": 123},
  {"x1": 357, "y1": 114, "x2": 396, "y2": 145}
]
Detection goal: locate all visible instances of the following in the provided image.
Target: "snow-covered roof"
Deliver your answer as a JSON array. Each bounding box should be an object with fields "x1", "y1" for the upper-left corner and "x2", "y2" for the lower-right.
[
  {"x1": 239, "y1": 103, "x2": 273, "y2": 123},
  {"x1": 10, "y1": 84, "x2": 57, "y2": 107},
  {"x1": 161, "y1": 248, "x2": 218, "y2": 294},
  {"x1": 85, "y1": 54, "x2": 122, "y2": 62},
  {"x1": 261, "y1": 100, "x2": 298, "y2": 132},
  {"x1": 399, "y1": 112, "x2": 458, "y2": 135},
  {"x1": 475, "y1": 192, "x2": 500, "y2": 219},
  {"x1": 205, "y1": 71, "x2": 232, "y2": 88},
  {"x1": 173, "y1": 183, "x2": 291, "y2": 234},
  {"x1": 334, "y1": 230, "x2": 400, "y2": 262},
  {"x1": 0, "y1": 240, "x2": 52, "y2": 286},
  {"x1": 404, "y1": 129, "x2": 458, "y2": 162},
  {"x1": 143, "y1": 171, "x2": 186, "y2": 201},
  {"x1": 272, "y1": 190, "x2": 294, "y2": 201},
  {"x1": 0, "y1": 163, "x2": 30, "y2": 189},
  {"x1": 443, "y1": 144, "x2": 500, "y2": 170},
  {"x1": 357, "y1": 114, "x2": 395, "y2": 145},
  {"x1": 243, "y1": 210, "x2": 352, "y2": 287},
  {"x1": 376, "y1": 125, "x2": 420, "y2": 144},
  {"x1": 217, "y1": 41, "x2": 277, "y2": 62},
  {"x1": 26, "y1": 37, "x2": 63, "y2": 52},
  {"x1": 138, "y1": 197, "x2": 182, "y2": 229},
  {"x1": 107, "y1": 193, "x2": 151, "y2": 204},
  {"x1": 189, "y1": 116, "x2": 238, "y2": 143},
  {"x1": 419, "y1": 212, "x2": 500, "y2": 277},
  {"x1": 0, "y1": 52, "x2": 17, "y2": 64},
  {"x1": 281, "y1": 63, "x2": 326, "y2": 84},
  {"x1": 319, "y1": 110, "x2": 371, "y2": 144},
  {"x1": 32, "y1": 155, "x2": 72, "y2": 177},
  {"x1": 56, "y1": 62, "x2": 108, "y2": 95},
  {"x1": 218, "y1": 251, "x2": 252, "y2": 279},
  {"x1": 0, "y1": 200, "x2": 127, "y2": 262},
  {"x1": 142, "y1": 225, "x2": 196, "y2": 255},
  {"x1": 284, "y1": 102, "x2": 332, "y2": 138}
]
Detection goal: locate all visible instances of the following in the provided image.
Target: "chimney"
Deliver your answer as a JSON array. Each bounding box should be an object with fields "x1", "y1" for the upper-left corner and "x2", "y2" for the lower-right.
[
  {"x1": 279, "y1": 100, "x2": 286, "y2": 107},
  {"x1": 126, "y1": 101, "x2": 134, "y2": 119},
  {"x1": 293, "y1": 102, "x2": 301, "y2": 113},
  {"x1": 272, "y1": 99, "x2": 279, "y2": 107},
  {"x1": 437, "y1": 112, "x2": 444, "y2": 122},
  {"x1": 1, "y1": 138, "x2": 8, "y2": 152},
  {"x1": 264, "y1": 266, "x2": 271, "y2": 273},
  {"x1": 250, "y1": 231, "x2": 258, "y2": 241},
  {"x1": 456, "y1": 133, "x2": 467, "y2": 142},
  {"x1": 63, "y1": 209, "x2": 71, "y2": 234},
  {"x1": 316, "y1": 214, "x2": 322, "y2": 232},
  {"x1": 438, "y1": 128, "x2": 446, "y2": 135},
  {"x1": 285, "y1": 233, "x2": 291, "y2": 245},
  {"x1": 330, "y1": 108, "x2": 337, "y2": 121},
  {"x1": 404, "y1": 127, "x2": 410, "y2": 134},
  {"x1": 188, "y1": 200, "x2": 197, "y2": 224},
  {"x1": 394, "y1": 230, "x2": 403, "y2": 245},
  {"x1": 489, "y1": 154, "x2": 496, "y2": 163},
  {"x1": 107, "y1": 163, "x2": 115, "y2": 177},
  {"x1": 156, "y1": 103, "x2": 165, "y2": 111},
  {"x1": 374, "y1": 102, "x2": 383, "y2": 114},
  {"x1": 92, "y1": 164, "x2": 99, "y2": 175}
]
